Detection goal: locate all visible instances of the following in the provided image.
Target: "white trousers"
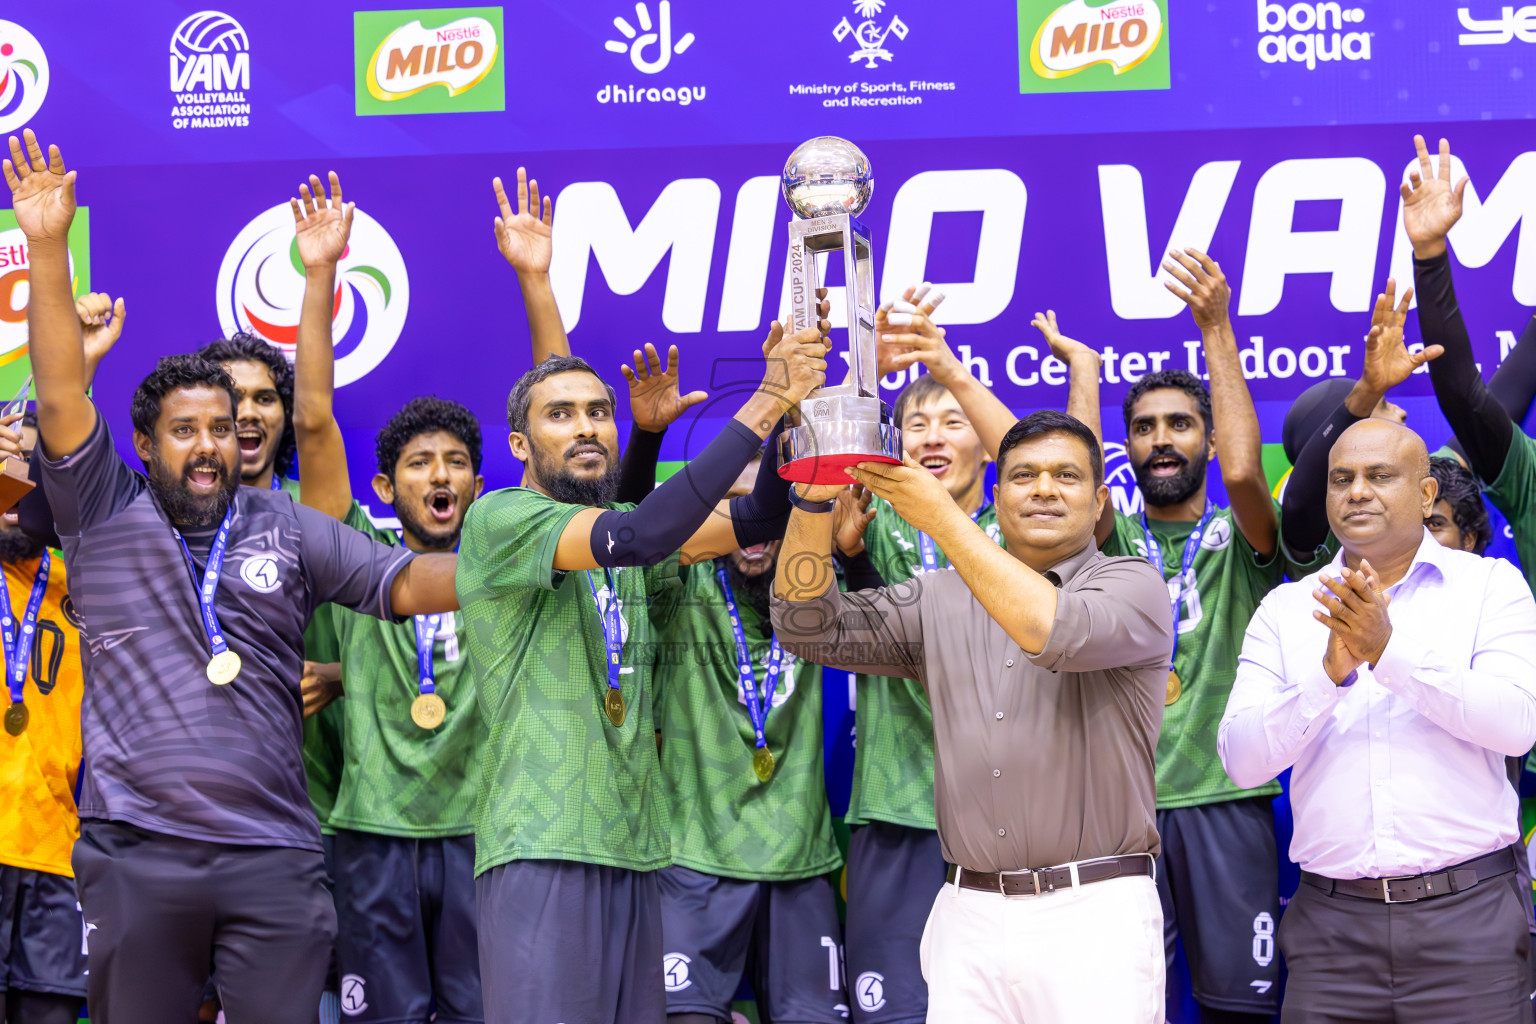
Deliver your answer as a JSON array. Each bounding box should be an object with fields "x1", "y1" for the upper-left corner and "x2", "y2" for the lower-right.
[{"x1": 919, "y1": 872, "x2": 1165, "y2": 1023}]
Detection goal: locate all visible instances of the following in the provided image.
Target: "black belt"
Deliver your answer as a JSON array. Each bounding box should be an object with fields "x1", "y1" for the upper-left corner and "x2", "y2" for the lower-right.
[
  {"x1": 946, "y1": 854, "x2": 1153, "y2": 897},
  {"x1": 1300, "y1": 846, "x2": 1518, "y2": 904}
]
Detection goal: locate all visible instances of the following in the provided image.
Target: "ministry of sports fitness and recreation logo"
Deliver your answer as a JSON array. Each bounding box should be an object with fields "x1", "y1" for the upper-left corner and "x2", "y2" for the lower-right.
[
  {"x1": 354, "y1": 7, "x2": 505, "y2": 115},
  {"x1": 597, "y1": 1, "x2": 705, "y2": 106},
  {"x1": 0, "y1": 20, "x2": 48, "y2": 134},
  {"x1": 0, "y1": 209, "x2": 89, "y2": 387},
  {"x1": 834, "y1": 0, "x2": 909, "y2": 67},
  {"x1": 1016, "y1": 0, "x2": 1168, "y2": 94},
  {"x1": 215, "y1": 204, "x2": 409, "y2": 387},
  {"x1": 169, "y1": 11, "x2": 251, "y2": 130}
]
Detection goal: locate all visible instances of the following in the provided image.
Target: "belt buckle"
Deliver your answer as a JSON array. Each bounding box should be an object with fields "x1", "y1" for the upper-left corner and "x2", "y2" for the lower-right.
[
  {"x1": 999, "y1": 870, "x2": 1042, "y2": 897},
  {"x1": 1381, "y1": 875, "x2": 1418, "y2": 904}
]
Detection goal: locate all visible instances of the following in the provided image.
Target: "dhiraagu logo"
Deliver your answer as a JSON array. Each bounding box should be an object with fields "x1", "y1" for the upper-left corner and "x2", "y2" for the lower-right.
[
  {"x1": 1017, "y1": 0, "x2": 1169, "y2": 93},
  {"x1": 0, "y1": 207, "x2": 89, "y2": 395},
  {"x1": 354, "y1": 7, "x2": 504, "y2": 115}
]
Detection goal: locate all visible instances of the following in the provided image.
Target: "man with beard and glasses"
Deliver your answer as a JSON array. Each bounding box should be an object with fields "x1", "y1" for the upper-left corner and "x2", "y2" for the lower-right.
[
  {"x1": 4, "y1": 129, "x2": 462, "y2": 1024},
  {"x1": 455, "y1": 263, "x2": 830, "y2": 1022},
  {"x1": 0, "y1": 411, "x2": 89, "y2": 1024},
  {"x1": 289, "y1": 172, "x2": 486, "y2": 1024}
]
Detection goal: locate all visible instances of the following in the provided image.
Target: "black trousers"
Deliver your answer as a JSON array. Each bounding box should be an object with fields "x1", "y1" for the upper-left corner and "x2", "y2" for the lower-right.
[
  {"x1": 1278, "y1": 858, "x2": 1531, "y2": 1023},
  {"x1": 73, "y1": 819, "x2": 336, "y2": 1024}
]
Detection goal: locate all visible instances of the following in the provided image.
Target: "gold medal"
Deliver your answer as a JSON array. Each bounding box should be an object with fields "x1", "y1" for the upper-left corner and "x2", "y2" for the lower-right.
[
  {"x1": 1165, "y1": 669, "x2": 1182, "y2": 706},
  {"x1": 753, "y1": 746, "x2": 775, "y2": 783},
  {"x1": 3, "y1": 702, "x2": 26, "y2": 736},
  {"x1": 207, "y1": 650, "x2": 241, "y2": 686},
  {"x1": 605, "y1": 688, "x2": 626, "y2": 728},
  {"x1": 411, "y1": 692, "x2": 447, "y2": 730}
]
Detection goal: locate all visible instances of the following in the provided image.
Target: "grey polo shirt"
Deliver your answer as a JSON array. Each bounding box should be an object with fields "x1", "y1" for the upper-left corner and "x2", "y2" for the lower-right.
[{"x1": 771, "y1": 540, "x2": 1173, "y2": 873}]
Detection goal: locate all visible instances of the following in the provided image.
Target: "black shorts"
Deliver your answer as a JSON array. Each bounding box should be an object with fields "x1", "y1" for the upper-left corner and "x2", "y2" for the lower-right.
[
  {"x1": 844, "y1": 822, "x2": 947, "y2": 1024},
  {"x1": 332, "y1": 830, "x2": 481, "y2": 1024},
  {"x1": 1156, "y1": 797, "x2": 1282, "y2": 1014},
  {"x1": 476, "y1": 858, "x2": 664, "y2": 1024},
  {"x1": 658, "y1": 864, "x2": 848, "y2": 1023},
  {"x1": 0, "y1": 865, "x2": 88, "y2": 998}
]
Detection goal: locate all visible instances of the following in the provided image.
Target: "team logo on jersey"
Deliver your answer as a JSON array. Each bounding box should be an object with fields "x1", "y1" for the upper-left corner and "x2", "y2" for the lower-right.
[
  {"x1": 0, "y1": 21, "x2": 49, "y2": 134},
  {"x1": 662, "y1": 952, "x2": 692, "y2": 991},
  {"x1": 1199, "y1": 515, "x2": 1233, "y2": 551},
  {"x1": 216, "y1": 203, "x2": 410, "y2": 387},
  {"x1": 339, "y1": 974, "x2": 368, "y2": 1015},
  {"x1": 61, "y1": 594, "x2": 83, "y2": 629},
  {"x1": 239, "y1": 554, "x2": 283, "y2": 593},
  {"x1": 854, "y1": 971, "x2": 887, "y2": 1011}
]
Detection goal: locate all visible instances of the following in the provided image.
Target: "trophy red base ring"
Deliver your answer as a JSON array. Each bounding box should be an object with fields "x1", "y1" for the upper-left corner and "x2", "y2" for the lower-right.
[{"x1": 779, "y1": 451, "x2": 901, "y2": 485}]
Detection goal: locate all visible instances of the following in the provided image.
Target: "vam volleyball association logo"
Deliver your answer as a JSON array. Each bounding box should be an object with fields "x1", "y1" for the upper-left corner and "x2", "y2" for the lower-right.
[
  {"x1": 215, "y1": 204, "x2": 410, "y2": 386},
  {"x1": 0, "y1": 21, "x2": 49, "y2": 134}
]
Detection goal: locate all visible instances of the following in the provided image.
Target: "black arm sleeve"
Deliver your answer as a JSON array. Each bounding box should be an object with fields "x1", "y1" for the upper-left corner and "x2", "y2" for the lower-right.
[
  {"x1": 615, "y1": 424, "x2": 664, "y2": 506},
  {"x1": 835, "y1": 549, "x2": 886, "y2": 591},
  {"x1": 590, "y1": 419, "x2": 763, "y2": 567},
  {"x1": 1416, "y1": 252, "x2": 1513, "y2": 484},
  {"x1": 1281, "y1": 400, "x2": 1364, "y2": 556},
  {"x1": 727, "y1": 421, "x2": 792, "y2": 548},
  {"x1": 1488, "y1": 314, "x2": 1536, "y2": 423},
  {"x1": 16, "y1": 454, "x2": 60, "y2": 549}
]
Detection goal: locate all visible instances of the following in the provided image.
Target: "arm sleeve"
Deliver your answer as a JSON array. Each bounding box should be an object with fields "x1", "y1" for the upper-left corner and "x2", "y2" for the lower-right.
[
  {"x1": 835, "y1": 549, "x2": 887, "y2": 591},
  {"x1": 1487, "y1": 314, "x2": 1536, "y2": 424},
  {"x1": 36, "y1": 406, "x2": 140, "y2": 537},
  {"x1": 615, "y1": 424, "x2": 664, "y2": 506},
  {"x1": 1024, "y1": 558, "x2": 1173, "y2": 674},
  {"x1": 16, "y1": 454, "x2": 60, "y2": 549},
  {"x1": 1416, "y1": 252, "x2": 1514, "y2": 483},
  {"x1": 1371, "y1": 559, "x2": 1536, "y2": 758},
  {"x1": 1218, "y1": 592, "x2": 1346, "y2": 790},
  {"x1": 770, "y1": 577, "x2": 926, "y2": 680},
  {"x1": 1281, "y1": 401, "x2": 1363, "y2": 557},
  {"x1": 293, "y1": 501, "x2": 416, "y2": 621},
  {"x1": 727, "y1": 420, "x2": 791, "y2": 548},
  {"x1": 590, "y1": 419, "x2": 764, "y2": 567}
]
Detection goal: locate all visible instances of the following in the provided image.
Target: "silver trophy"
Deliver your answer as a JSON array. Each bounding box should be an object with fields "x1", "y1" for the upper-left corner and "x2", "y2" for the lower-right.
[{"x1": 777, "y1": 137, "x2": 902, "y2": 484}]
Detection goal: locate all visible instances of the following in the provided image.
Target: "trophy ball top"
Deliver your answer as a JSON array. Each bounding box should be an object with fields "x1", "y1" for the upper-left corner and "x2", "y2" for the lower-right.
[{"x1": 782, "y1": 137, "x2": 873, "y2": 220}]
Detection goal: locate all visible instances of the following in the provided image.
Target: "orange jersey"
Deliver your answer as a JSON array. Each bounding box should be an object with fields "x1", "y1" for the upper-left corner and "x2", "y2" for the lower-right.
[{"x1": 0, "y1": 553, "x2": 84, "y2": 877}]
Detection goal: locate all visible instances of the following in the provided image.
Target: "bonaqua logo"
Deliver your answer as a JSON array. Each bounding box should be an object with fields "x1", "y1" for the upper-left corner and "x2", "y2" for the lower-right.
[
  {"x1": 1256, "y1": 1, "x2": 1372, "y2": 69},
  {"x1": 0, "y1": 20, "x2": 48, "y2": 134},
  {"x1": 216, "y1": 204, "x2": 409, "y2": 386}
]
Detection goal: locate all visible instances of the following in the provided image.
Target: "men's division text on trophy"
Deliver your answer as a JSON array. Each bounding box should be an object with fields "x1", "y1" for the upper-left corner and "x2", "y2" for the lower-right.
[{"x1": 777, "y1": 136, "x2": 903, "y2": 485}]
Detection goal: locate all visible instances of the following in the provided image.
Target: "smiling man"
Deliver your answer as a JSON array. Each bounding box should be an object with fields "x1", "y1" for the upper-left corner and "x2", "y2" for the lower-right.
[
  {"x1": 773, "y1": 411, "x2": 1173, "y2": 1023},
  {"x1": 1221, "y1": 418, "x2": 1536, "y2": 1022}
]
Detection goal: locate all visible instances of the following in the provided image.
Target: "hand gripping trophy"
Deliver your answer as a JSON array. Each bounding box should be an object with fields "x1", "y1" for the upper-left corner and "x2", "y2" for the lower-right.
[{"x1": 776, "y1": 137, "x2": 903, "y2": 484}]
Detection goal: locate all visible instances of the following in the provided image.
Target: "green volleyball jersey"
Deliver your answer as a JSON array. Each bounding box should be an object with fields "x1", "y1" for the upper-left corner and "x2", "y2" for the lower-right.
[
  {"x1": 325, "y1": 502, "x2": 480, "y2": 838},
  {"x1": 1103, "y1": 503, "x2": 1326, "y2": 808},
  {"x1": 1478, "y1": 427, "x2": 1536, "y2": 596},
  {"x1": 654, "y1": 561, "x2": 841, "y2": 882},
  {"x1": 847, "y1": 497, "x2": 1003, "y2": 830},
  {"x1": 456, "y1": 487, "x2": 681, "y2": 875}
]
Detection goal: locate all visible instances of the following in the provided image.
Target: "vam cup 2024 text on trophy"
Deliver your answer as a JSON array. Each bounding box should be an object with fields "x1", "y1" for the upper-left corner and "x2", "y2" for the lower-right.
[{"x1": 776, "y1": 137, "x2": 904, "y2": 484}]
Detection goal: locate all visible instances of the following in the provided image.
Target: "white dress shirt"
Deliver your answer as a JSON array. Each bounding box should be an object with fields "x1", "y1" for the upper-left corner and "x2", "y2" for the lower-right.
[{"x1": 1219, "y1": 530, "x2": 1536, "y2": 879}]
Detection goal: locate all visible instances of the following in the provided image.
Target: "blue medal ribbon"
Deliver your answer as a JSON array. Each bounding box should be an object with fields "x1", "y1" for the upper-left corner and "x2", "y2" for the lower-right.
[
  {"x1": 269, "y1": 474, "x2": 283, "y2": 491},
  {"x1": 715, "y1": 563, "x2": 782, "y2": 752},
  {"x1": 413, "y1": 614, "x2": 441, "y2": 696},
  {"x1": 173, "y1": 502, "x2": 237, "y2": 664},
  {"x1": 1, "y1": 550, "x2": 50, "y2": 707},
  {"x1": 586, "y1": 568, "x2": 624, "y2": 698},
  {"x1": 917, "y1": 503, "x2": 992, "y2": 574},
  {"x1": 1140, "y1": 501, "x2": 1215, "y2": 670}
]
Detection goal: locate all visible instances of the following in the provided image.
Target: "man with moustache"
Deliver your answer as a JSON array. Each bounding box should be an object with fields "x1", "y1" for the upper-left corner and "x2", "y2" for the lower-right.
[
  {"x1": 4, "y1": 129, "x2": 462, "y2": 1023},
  {"x1": 651, "y1": 455, "x2": 850, "y2": 1024},
  {"x1": 1221, "y1": 418, "x2": 1536, "y2": 1022},
  {"x1": 454, "y1": 288, "x2": 828, "y2": 1022},
  {"x1": 772, "y1": 411, "x2": 1173, "y2": 1023},
  {"x1": 290, "y1": 173, "x2": 486, "y2": 1024},
  {"x1": 0, "y1": 412, "x2": 88, "y2": 1024}
]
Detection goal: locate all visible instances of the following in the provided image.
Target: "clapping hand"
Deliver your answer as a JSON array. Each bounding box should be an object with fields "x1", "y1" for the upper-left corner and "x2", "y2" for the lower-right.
[{"x1": 1314, "y1": 564, "x2": 1393, "y2": 683}]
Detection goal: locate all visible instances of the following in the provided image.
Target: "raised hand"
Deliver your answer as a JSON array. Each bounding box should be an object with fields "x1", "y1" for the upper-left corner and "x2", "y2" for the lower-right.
[
  {"x1": 621, "y1": 343, "x2": 707, "y2": 433},
  {"x1": 1162, "y1": 248, "x2": 1230, "y2": 330},
  {"x1": 832, "y1": 483, "x2": 876, "y2": 556},
  {"x1": 1401, "y1": 135, "x2": 1468, "y2": 260},
  {"x1": 877, "y1": 283, "x2": 957, "y2": 379},
  {"x1": 1360, "y1": 278, "x2": 1440, "y2": 396},
  {"x1": 291, "y1": 172, "x2": 354, "y2": 271},
  {"x1": 3, "y1": 130, "x2": 75, "y2": 243},
  {"x1": 1030, "y1": 309, "x2": 1099, "y2": 367},
  {"x1": 494, "y1": 167, "x2": 554, "y2": 275},
  {"x1": 77, "y1": 291, "x2": 126, "y2": 365}
]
